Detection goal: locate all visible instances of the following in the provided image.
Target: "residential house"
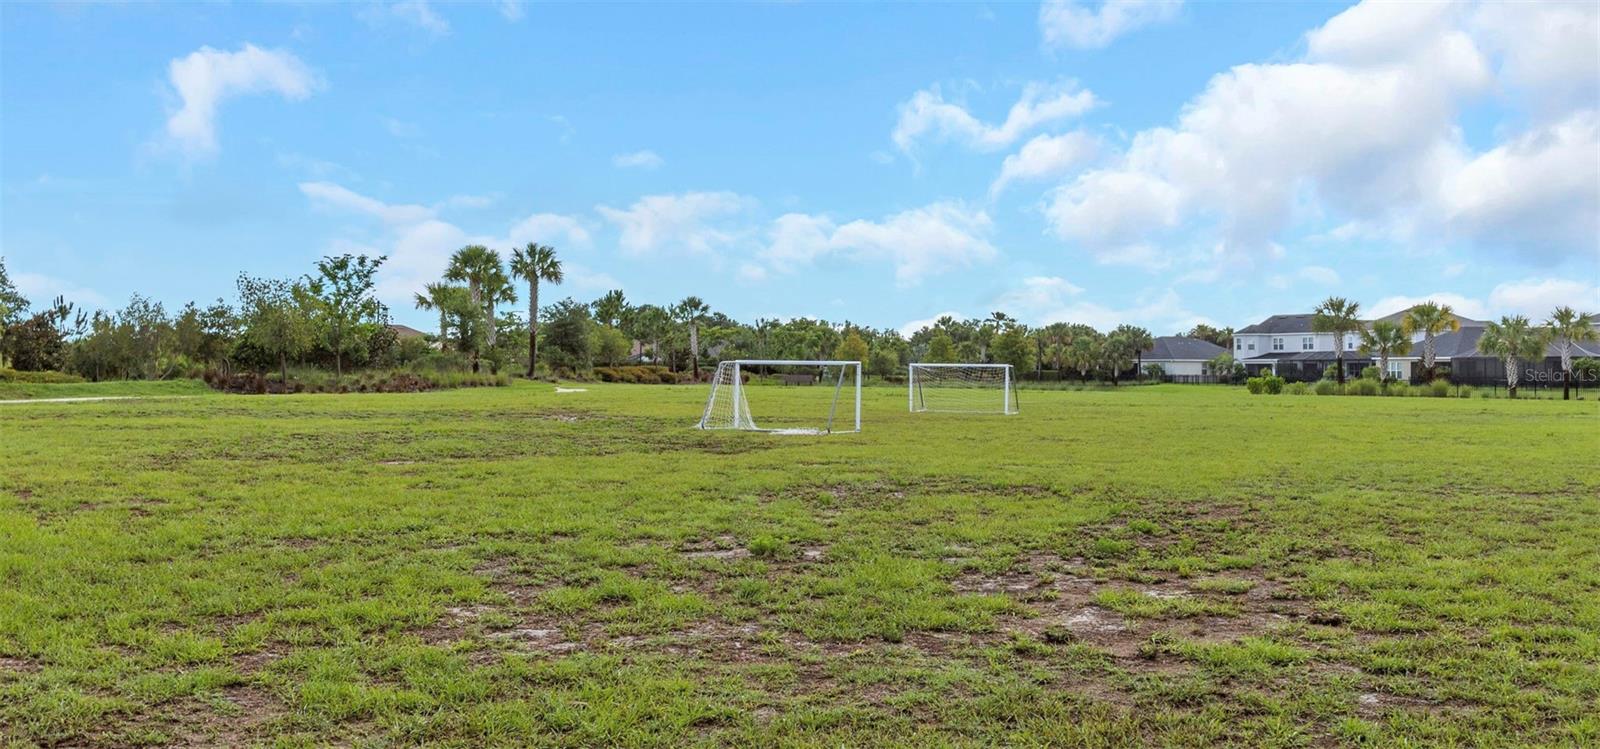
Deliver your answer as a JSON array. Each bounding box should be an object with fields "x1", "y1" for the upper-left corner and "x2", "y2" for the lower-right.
[
  {"x1": 1139, "y1": 336, "x2": 1227, "y2": 380},
  {"x1": 1234, "y1": 314, "x2": 1365, "y2": 381}
]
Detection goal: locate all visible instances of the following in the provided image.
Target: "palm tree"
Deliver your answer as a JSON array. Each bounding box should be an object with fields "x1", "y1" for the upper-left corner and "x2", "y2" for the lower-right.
[
  {"x1": 1068, "y1": 333, "x2": 1099, "y2": 383},
  {"x1": 509, "y1": 243, "x2": 564, "y2": 378},
  {"x1": 1545, "y1": 306, "x2": 1597, "y2": 400},
  {"x1": 413, "y1": 282, "x2": 466, "y2": 346},
  {"x1": 672, "y1": 296, "x2": 710, "y2": 378},
  {"x1": 444, "y1": 245, "x2": 514, "y2": 371},
  {"x1": 592, "y1": 289, "x2": 628, "y2": 328},
  {"x1": 1359, "y1": 320, "x2": 1412, "y2": 384},
  {"x1": 1113, "y1": 324, "x2": 1153, "y2": 382},
  {"x1": 1312, "y1": 296, "x2": 1363, "y2": 384},
  {"x1": 1478, "y1": 315, "x2": 1550, "y2": 398},
  {"x1": 1401, "y1": 302, "x2": 1460, "y2": 382}
]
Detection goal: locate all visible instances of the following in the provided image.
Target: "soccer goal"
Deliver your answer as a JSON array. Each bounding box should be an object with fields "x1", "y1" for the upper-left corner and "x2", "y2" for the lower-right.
[
  {"x1": 698, "y1": 360, "x2": 862, "y2": 434},
  {"x1": 908, "y1": 363, "x2": 1019, "y2": 414}
]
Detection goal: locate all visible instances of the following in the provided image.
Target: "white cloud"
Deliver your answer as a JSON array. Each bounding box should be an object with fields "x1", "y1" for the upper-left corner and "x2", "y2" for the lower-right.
[
  {"x1": 435, "y1": 194, "x2": 496, "y2": 211},
  {"x1": 164, "y1": 44, "x2": 318, "y2": 156},
  {"x1": 299, "y1": 181, "x2": 433, "y2": 225},
  {"x1": 12, "y1": 272, "x2": 108, "y2": 308},
  {"x1": 495, "y1": 0, "x2": 525, "y2": 22},
  {"x1": 898, "y1": 311, "x2": 965, "y2": 338},
  {"x1": 756, "y1": 203, "x2": 998, "y2": 286},
  {"x1": 596, "y1": 192, "x2": 754, "y2": 255},
  {"x1": 1435, "y1": 110, "x2": 1599, "y2": 263},
  {"x1": 988, "y1": 276, "x2": 1204, "y2": 333},
  {"x1": 892, "y1": 80, "x2": 1096, "y2": 153},
  {"x1": 1039, "y1": 0, "x2": 1182, "y2": 50},
  {"x1": 1471, "y1": 1, "x2": 1600, "y2": 117},
  {"x1": 991, "y1": 130, "x2": 1099, "y2": 196},
  {"x1": 561, "y1": 262, "x2": 620, "y2": 292},
  {"x1": 1488, "y1": 277, "x2": 1600, "y2": 317},
  {"x1": 505, "y1": 213, "x2": 592, "y2": 249},
  {"x1": 1036, "y1": 0, "x2": 1598, "y2": 268},
  {"x1": 612, "y1": 150, "x2": 664, "y2": 169},
  {"x1": 361, "y1": 1, "x2": 450, "y2": 35},
  {"x1": 1267, "y1": 265, "x2": 1342, "y2": 289},
  {"x1": 1366, "y1": 293, "x2": 1492, "y2": 321}
]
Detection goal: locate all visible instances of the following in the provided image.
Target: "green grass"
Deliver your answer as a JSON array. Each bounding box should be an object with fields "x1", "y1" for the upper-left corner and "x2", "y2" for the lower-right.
[
  {"x1": 0, "y1": 378, "x2": 212, "y2": 401},
  {"x1": 1, "y1": 383, "x2": 1597, "y2": 747}
]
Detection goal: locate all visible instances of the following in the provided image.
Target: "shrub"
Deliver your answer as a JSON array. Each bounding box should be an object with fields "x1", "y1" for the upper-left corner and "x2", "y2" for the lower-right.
[
  {"x1": 0, "y1": 368, "x2": 85, "y2": 384},
  {"x1": 593, "y1": 365, "x2": 682, "y2": 384},
  {"x1": 1314, "y1": 380, "x2": 1340, "y2": 396},
  {"x1": 1285, "y1": 382, "x2": 1310, "y2": 395},
  {"x1": 1245, "y1": 377, "x2": 1265, "y2": 395},
  {"x1": 1457, "y1": 385, "x2": 1475, "y2": 399},
  {"x1": 1350, "y1": 379, "x2": 1380, "y2": 396},
  {"x1": 1262, "y1": 374, "x2": 1285, "y2": 394},
  {"x1": 1360, "y1": 366, "x2": 1382, "y2": 381},
  {"x1": 1428, "y1": 380, "x2": 1451, "y2": 398}
]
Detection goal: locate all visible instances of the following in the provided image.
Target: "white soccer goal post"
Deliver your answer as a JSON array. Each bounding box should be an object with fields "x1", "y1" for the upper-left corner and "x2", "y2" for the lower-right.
[
  {"x1": 908, "y1": 363, "x2": 1019, "y2": 415},
  {"x1": 698, "y1": 360, "x2": 862, "y2": 434}
]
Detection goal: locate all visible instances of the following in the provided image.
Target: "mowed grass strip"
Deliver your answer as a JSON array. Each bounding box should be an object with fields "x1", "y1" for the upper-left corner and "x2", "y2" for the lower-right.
[{"x1": 1, "y1": 383, "x2": 1597, "y2": 747}]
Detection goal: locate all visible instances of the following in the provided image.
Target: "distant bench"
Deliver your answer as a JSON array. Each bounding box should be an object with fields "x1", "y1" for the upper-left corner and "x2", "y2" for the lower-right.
[{"x1": 777, "y1": 373, "x2": 816, "y2": 386}]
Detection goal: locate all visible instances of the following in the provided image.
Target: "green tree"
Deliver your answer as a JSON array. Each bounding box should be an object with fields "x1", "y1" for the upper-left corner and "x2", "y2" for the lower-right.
[
  {"x1": 671, "y1": 296, "x2": 710, "y2": 377},
  {"x1": 925, "y1": 330, "x2": 956, "y2": 363},
  {"x1": 1544, "y1": 306, "x2": 1598, "y2": 400},
  {"x1": 0, "y1": 257, "x2": 29, "y2": 369},
  {"x1": 1185, "y1": 323, "x2": 1233, "y2": 349},
  {"x1": 541, "y1": 298, "x2": 593, "y2": 373},
  {"x1": 992, "y1": 324, "x2": 1034, "y2": 372},
  {"x1": 1068, "y1": 332, "x2": 1101, "y2": 382},
  {"x1": 1111, "y1": 324, "x2": 1153, "y2": 381},
  {"x1": 509, "y1": 243, "x2": 563, "y2": 377},
  {"x1": 868, "y1": 345, "x2": 899, "y2": 378},
  {"x1": 1401, "y1": 301, "x2": 1460, "y2": 382},
  {"x1": 591, "y1": 289, "x2": 628, "y2": 328},
  {"x1": 592, "y1": 324, "x2": 630, "y2": 367},
  {"x1": 1477, "y1": 315, "x2": 1550, "y2": 398},
  {"x1": 627, "y1": 304, "x2": 674, "y2": 366},
  {"x1": 1312, "y1": 296, "x2": 1363, "y2": 385},
  {"x1": 236, "y1": 274, "x2": 315, "y2": 386},
  {"x1": 1359, "y1": 321, "x2": 1412, "y2": 384},
  {"x1": 1099, "y1": 331, "x2": 1137, "y2": 385},
  {"x1": 445, "y1": 245, "x2": 515, "y2": 372},
  {"x1": 415, "y1": 282, "x2": 464, "y2": 345},
  {"x1": 305, "y1": 254, "x2": 386, "y2": 377},
  {"x1": 833, "y1": 329, "x2": 869, "y2": 364}
]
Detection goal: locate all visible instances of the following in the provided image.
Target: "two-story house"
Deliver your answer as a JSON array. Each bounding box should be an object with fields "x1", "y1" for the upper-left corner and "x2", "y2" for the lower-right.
[{"x1": 1233, "y1": 313, "x2": 1365, "y2": 381}]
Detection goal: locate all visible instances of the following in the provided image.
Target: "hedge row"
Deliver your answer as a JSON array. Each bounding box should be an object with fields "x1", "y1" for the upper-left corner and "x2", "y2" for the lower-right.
[
  {"x1": 1247, "y1": 374, "x2": 1468, "y2": 398},
  {"x1": 593, "y1": 365, "x2": 685, "y2": 384}
]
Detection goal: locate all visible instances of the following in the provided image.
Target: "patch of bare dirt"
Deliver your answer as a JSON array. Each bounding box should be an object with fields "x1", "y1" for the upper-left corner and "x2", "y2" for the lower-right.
[
  {"x1": 0, "y1": 654, "x2": 43, "y2": 676},
  {"x1": 682, "y1": 535, "x2": 751, "y2": 560}
]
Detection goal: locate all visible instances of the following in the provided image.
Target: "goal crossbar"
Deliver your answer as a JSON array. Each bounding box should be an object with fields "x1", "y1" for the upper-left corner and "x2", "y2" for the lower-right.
[
  {"x1": 698, "y1": 360, "x2": 862, "y2": 434},
  {"x1": 908, "y1": 363, "x2": 1019, "y2": 415}
]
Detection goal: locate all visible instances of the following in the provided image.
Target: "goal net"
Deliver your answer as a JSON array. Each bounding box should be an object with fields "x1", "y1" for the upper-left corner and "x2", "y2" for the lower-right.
[
  {"x1": 908, "y1": 363, "x2": 1019, "y2": 414},
  {"x1": 698, "y1": 360, "x2": 862, "y2": 434}
]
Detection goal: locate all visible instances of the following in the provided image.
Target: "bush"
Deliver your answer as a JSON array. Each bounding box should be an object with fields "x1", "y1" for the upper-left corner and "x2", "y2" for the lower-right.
[
  {"x1": 1314, "y1": 380, "x2": 1340, "y2": 396},
  {"x1": 1360, "y1": 366, "x2": 1382, "y2": 381},
  {"x1": 1245, "y1": 377, "x2": 1265, "y2": 395},
  {"x1": 1428, "y1": 379, "x2": 1451, "y2": 398},
  {"x1": 1350, "y1": 379, "x2": 1380, "y2": 396},
  {"x1": 1262, "y1": 374, "x2": 1285, "y2": 394},
  {"x1": 1457, "y1": 385, "x2": 1475, "y2": 399},
  {"x1": 1285, "y1": 382, "x2": 1310, "y2": 395},
  {"x1": 0, "y1": 368, "x2": 85, "y2": 384},
  {"x1": 593, "y1": 365, "x2": 681, "y2": 384}
]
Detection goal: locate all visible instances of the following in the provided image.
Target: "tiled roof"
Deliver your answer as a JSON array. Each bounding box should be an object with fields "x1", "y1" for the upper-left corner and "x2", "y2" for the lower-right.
[{"x1": 1142, "y1": 336, "x2": 1227, "y2": 361}]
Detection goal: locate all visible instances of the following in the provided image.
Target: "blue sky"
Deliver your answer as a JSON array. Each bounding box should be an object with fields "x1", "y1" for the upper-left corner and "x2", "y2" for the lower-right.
[{"x1": 2, "y1": 0, "x2": 1597, "y2": 335}]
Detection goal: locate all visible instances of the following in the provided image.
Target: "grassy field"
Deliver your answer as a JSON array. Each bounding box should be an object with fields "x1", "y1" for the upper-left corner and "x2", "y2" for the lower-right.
[
  {"x1": 1, "y1": 382, "x2": 1597, "y2": 747},
  {"x1": 0, "y1": 379, "x2": 211, "y2": 402}
]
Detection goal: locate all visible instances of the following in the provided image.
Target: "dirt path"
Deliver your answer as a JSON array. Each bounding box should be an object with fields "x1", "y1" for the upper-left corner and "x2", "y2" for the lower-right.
[{"x1": 0, "y1": 395, "x2": 199, "y2": 405}]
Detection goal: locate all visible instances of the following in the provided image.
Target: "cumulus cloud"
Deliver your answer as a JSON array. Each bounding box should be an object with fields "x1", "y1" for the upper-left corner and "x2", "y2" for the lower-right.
[
  {"x1": 990, "y1": 131, "x2": 1099, "y2": 197},
  {"x1": 164, "y1": 44, "x2": 318, "y2": 156},
  {"x1": 505, "y1": 213, "x2": 592, "y2": 248},
  {"x1": 1487, "y1": 277, "x2": 1600, "y2": 317},
  {"x1": 360, "y1": 1, "x2": 450, "y2": 35},
  {"x1": 1039, "y1": 0, "x2": 1598, "y2": 269},
  {"x1": 597, "y1": 192, "x2": 754, "y2": 256},
  {"x1": 892, "y1": 80, "x2": 1096, "y2": 153},
  {"x1": 612, "y1": 150, "x2": 664, "y2": 169},
  {"x1": 1039, "y1": 0, "x2": 1183, "y2": 50},
  {"x1": 756, "y1": 202, "x2": 998, "y2": 285}
]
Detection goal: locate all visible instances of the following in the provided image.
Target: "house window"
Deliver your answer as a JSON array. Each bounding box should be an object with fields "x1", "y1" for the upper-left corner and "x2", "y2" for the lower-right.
[
  {"x1": 1272, "y1": 337, "x2": 1284, "y2": 351},
  {"x1": 1387, "y1": 361, "x2": 1404, "y2": 380},
  {"x1": 1302, "y1": 336, "x2": 1313, "y2": 350},
  {"x1": 1346, "y1": 338, "x2": 1355, "y2": 350},
  {"x1": 1247, "y1": 341, "x2": 1256, "y2": 352},
  {"x1": 1235, "y1": 340, "x2": 1242, "y2": 351}
]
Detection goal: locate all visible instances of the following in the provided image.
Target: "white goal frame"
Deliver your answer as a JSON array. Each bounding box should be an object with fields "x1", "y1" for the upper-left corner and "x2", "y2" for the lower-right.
[
  {"x1": 908, "y1": 363, "x2": 1019, "y2": 415},
  {"x1": 697, "y1": 359, "x2": 862, "y2": 434}
]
